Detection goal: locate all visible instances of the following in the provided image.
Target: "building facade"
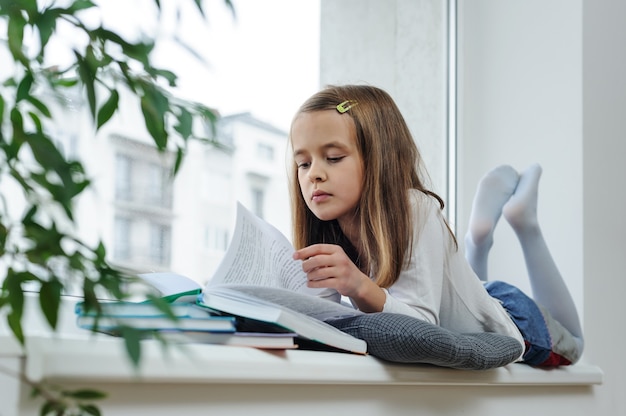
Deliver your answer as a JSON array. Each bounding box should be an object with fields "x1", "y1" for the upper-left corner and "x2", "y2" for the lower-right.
[{"x1": 50, "y1": 90, "x2": 290, "y2": 286}]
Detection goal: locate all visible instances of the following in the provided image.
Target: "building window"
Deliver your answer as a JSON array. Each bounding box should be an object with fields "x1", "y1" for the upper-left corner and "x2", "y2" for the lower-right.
[
  {"x1": 257, "y1": 143, "x2": 274, "y2": 161},
  {"x1": 150, "y1": 222, "x2": 171, "y2": 266},
  {"x1": 114, "y1": 151, "x2": 173, "y2": 208},
  {"x1": 147, "y1": 162, "x2": 170, "y2": 207},
  {"x1": 251, "y1": 188, "x2": 265, "y2": 219},
  {"x1": 113, "y1": 216, "x2": 132, "y2": 261},
  {"x1": 204, "y1": 226, "x2": 230, "y2": 251},
  {"x1": 115, "y1": 154, "x2": 133, "y2": 201}
]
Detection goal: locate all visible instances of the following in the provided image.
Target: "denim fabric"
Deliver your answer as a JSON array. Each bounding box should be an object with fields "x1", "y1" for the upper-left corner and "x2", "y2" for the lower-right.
[{"x1": 484, "y1": 280, "x2": 552, "y2": 366}]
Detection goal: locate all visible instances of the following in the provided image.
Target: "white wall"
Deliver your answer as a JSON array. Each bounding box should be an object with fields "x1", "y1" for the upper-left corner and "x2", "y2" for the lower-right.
[
  {"x1": 458, "y1": 0, "x2": 625, "y2": 414},
  {"x1": 321, "y1": 0, "x2": 624, "y2": 414},
  {"x1": 581, "y1": 0, "x2": 626, "y2": 414},
  {"x1": 457, "y1": 0, "x2": 584, "y2": 308},
  {"x1": 320, "y1": 0, "x2": 449, "y2": 197}
]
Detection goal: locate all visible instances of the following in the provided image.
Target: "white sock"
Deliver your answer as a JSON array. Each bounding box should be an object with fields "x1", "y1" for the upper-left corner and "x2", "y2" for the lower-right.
[
  {"x1": 502, "y1": 163, "x2": 542, "y2": 233},
  {"x1": 465, "y1": 165, "x2": 519, "y2": 281},
  {"x1": 504, "y1": 163, "x2": 584, "y2": 346}
]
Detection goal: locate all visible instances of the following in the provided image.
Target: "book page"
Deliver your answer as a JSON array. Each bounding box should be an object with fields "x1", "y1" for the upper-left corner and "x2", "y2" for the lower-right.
[
  {"x1": 208, "y1": 203, "x2": 339, "y2": 300},
  {"x1": 214, "y1": 284, "x2": 363, "y2": 322}
]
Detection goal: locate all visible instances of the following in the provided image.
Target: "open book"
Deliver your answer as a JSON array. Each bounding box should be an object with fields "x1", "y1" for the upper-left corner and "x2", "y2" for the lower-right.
[
  {"x1": 201, "y1": 202, "x2": 365, "y2": 353},
  {"x1": 134, "y1": 203, "x2": 367, "y2": 354},
  {"x1": 208, "y1": 202, "x2": 340, "y2": 301},
  {"x1": 201, "y1": 284, "x2": 365, "y2": 354}
]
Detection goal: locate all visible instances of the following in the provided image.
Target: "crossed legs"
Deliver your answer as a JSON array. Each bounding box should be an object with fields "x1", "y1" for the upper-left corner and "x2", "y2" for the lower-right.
[{"x1": 464, "y1": 164, "x2": 583, "y2": 351}]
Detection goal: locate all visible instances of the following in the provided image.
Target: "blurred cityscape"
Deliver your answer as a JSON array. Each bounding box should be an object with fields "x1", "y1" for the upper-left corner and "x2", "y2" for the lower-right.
[{"x1": 50, "y1": 87, "x2": 291, "y2": 286}]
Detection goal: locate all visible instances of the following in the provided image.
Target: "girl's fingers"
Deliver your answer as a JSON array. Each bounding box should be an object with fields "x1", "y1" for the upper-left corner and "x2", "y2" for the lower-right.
[
  {"x1": 306, "y1": 266, "x2": 335, "y2": 282},
  {"x1": 293, "y1": 243, "x2": 337, "y2": 260}
]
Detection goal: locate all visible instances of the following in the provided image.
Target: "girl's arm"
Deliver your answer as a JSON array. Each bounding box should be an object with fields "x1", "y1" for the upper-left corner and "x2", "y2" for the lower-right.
[
  {"x1": 293, "y1": 193, "x2": 448, "y2": 321},
  {"x1": 381, "y1": 194, "x2": 447, "y2": 325}
]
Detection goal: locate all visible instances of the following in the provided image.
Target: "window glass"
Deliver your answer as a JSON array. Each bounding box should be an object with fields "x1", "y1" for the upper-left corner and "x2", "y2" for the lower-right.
[{"x1": 69, "y1": 1, "x2": 319, "y2": 281}]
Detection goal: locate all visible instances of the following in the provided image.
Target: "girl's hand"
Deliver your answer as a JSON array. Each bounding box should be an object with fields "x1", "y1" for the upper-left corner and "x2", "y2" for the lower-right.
[{"x1": 292, "y1": 244, "x2": 386, "y2": 312}]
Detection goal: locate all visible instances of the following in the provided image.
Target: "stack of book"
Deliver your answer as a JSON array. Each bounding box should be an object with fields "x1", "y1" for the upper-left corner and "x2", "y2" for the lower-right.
[
  {"x1": 74, "y1": 272, "x2": 366, "y2": 353},
  {"x1": 75, "y1": 299, "x2": 302, "y2": 350}
]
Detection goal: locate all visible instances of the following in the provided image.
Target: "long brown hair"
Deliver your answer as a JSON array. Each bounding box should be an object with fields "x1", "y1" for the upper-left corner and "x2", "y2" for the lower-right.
[{"x1": 289, "y1": 84, "x2": 454, "y2": 288}]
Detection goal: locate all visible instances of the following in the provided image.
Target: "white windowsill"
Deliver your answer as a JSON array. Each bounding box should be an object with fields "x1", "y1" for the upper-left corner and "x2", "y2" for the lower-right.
[{"x1": 0, "y1": 333, "x2": 603, "y2": 387}]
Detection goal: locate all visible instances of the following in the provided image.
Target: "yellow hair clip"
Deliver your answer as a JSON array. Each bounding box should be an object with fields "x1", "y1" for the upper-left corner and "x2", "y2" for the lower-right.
[{"x1": 336, "y1": 100, "x2": 358, "y2": 113}]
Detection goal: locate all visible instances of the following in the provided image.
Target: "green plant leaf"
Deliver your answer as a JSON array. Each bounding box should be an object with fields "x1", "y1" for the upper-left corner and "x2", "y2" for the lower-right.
[
  {"x1": 39, "y1": 279, "x2": 63, "y2": 329},
  {"x1": 140, "y1": 85, "x2": 169, "y2": 149},
  {"x1": 25, "y1": 132, "x2": 89, "y2": 210},
  {"x1": 52, "y1": 77, "x2": 79, "y2": 88},
  {"x1": 3, "y1": 269, "x2": 28, "y2": 344},
  {"x1": 29, "y1": 174, "x2": 73, "y2": 220},
  {"x1": 96, "y1": 89, "x2": 119, "y2": 130},
  {"x1": 34, "y1": 7, "x2": 61, "y2": 53},
  {"x1": 144, "y1": 293, "x2": 178, "y2": 320},
  {"x1": 173, "y1": 106, "x2": 192, "y2": 140},
  {"x1": 10, "y1": 107, "x2": 26, "y2": 145},
  {"x1": 21, "y1": 209, "x2": 67, "y2": 261},
  {"x1": 150, "y1": 68, "x2": 178, "y2": 86},
  {"x1": 66, "y1": 0, "x2": 96, "y2": 13},
  {"x1": 28, "y1": 111, "x2": 43, "y2": 132},
  {"x1": 94, "y1": 241, "x2": 106, "y2": 260},
  {"x1": 3, "y1": 269, "x2": 25, "y2": 313},
  {"x1": 119, "y1": 326, "x2": 142, "y2": 367},
  {"x1": 17, "y1": 0, "x2": 38, "y2": 17},
  {"x1": 81, "y1": 278, "x2": 100, "y2": 315},
  {"x1": 79, "y1": 404, "x2": 102, "y2": 416},
  {"x1": 0, "y1": 93, "x2": 5, "y2": 121},
  {"x1": 93, "y1": 27, "x2": 154, "y2": 67},
  {"x1": 39, "y1": 399, "x2": 65, "y2": 416},
  {"x1": 7, "y1": 10, "x2": 29, "y2": 67},
  {"x1": 16, "y1": 72, "x2": 34, "y2": 102},
  {"x1": 93, "y1": 263, "x2": 130, "y2": 300},
  {"x1": 192, "y1": 0, "x2": 207, "y2": 18},
  {"x1": 26, "y1": 95, "x2": 52, "y2": 118},
  {"x1": 173, "y1": 147, "x2": 185, "y2": 175},
  {"x1": 27, "y1": 134, "x2": 66, "y2": 168},
  {"x1": 30, "y1": 385, "x2": 42, "y2": 398},
  {"x1": 74, "y1": 51, "x2": 97, "y2": 118},
  {"x1": 0, "y1": 221, "x2": 8, "y2": 257},
  {"x1": 7, "y1": 312, "x2": 25, "y2": 345},
  {"x1": 62, "y1": 389, "x2": 107, "y2": 400},
  {"x1": 9, "y1": 167, "x2": 34, "y2": 194}
]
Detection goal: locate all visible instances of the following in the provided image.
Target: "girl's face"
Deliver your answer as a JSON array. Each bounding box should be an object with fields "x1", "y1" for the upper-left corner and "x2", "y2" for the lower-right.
[{"x1": 291, "y1": 110, "x2": 364, "y2": 229}]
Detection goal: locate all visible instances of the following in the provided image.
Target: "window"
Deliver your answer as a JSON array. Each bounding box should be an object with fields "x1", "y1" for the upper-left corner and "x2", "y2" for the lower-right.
[
  {"x1": 204, "y1": 226, "x2": 230, "y2": 251},
  {"x1": 113, "y1": 217, "x2": 132, "y2": 261},
  {"x1": 12, "y1": 2, "x2": 318, "y2": 280},
  {"x1": 149, "y1": 222, "x2": 171, "y2": 266},
  {"x1": 147, "y1": 162, "x2": 171, "y2": 208},
  {"x1": 251, "y1": 188, "x2": 265, "y2": 219},
  {"x1": 115, "y1": 154, "x2": 132, "y2": 201},
  {"x1": 257, "y1": 143, "x2": 274, "y2": 161},
  {"x1": 110, "y1": 137, "x2": 176, "y2": 270}
]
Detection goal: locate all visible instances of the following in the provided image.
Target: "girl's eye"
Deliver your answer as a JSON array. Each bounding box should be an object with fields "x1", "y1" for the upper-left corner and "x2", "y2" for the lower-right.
[
  {"x1": 297, "y1": 161, "x2": 310, "y2": 169},
  {"x1": 327, "y1": 156, "x2": 344, "y2": 163}
]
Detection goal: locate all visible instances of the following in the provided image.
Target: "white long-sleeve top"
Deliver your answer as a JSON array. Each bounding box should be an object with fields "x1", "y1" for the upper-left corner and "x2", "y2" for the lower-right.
[{"x1": 380, "y1": 190, "x2": 525, "y2": 354}]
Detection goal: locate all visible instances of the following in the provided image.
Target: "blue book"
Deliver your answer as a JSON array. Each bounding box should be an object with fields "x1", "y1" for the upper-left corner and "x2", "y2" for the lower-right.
[
  {"x1": 75, "y1": 300, "x2": 215, "y2": 319},
  {"x1": 76, "y1": 314, "x2": 236, "y2": 332},
  {"x1": 75, "y1": 295, "x2": 236, "y2": 333}
]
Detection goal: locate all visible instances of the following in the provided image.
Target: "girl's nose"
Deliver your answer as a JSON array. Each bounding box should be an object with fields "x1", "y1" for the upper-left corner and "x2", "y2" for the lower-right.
[{"x1": 308, "y1": 161, "x2": 326, "y2": 182}]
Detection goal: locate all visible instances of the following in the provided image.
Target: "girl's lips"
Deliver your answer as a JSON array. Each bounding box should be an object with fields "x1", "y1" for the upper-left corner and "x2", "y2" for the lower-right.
[{"x1": 312, "y1": 191, "x2": 330, "y2": 202}]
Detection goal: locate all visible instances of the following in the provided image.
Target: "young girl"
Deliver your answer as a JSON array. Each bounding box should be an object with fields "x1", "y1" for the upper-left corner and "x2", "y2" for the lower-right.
[{"x1": 289, "y1": 84, "x2": 583, "y2": 366}]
